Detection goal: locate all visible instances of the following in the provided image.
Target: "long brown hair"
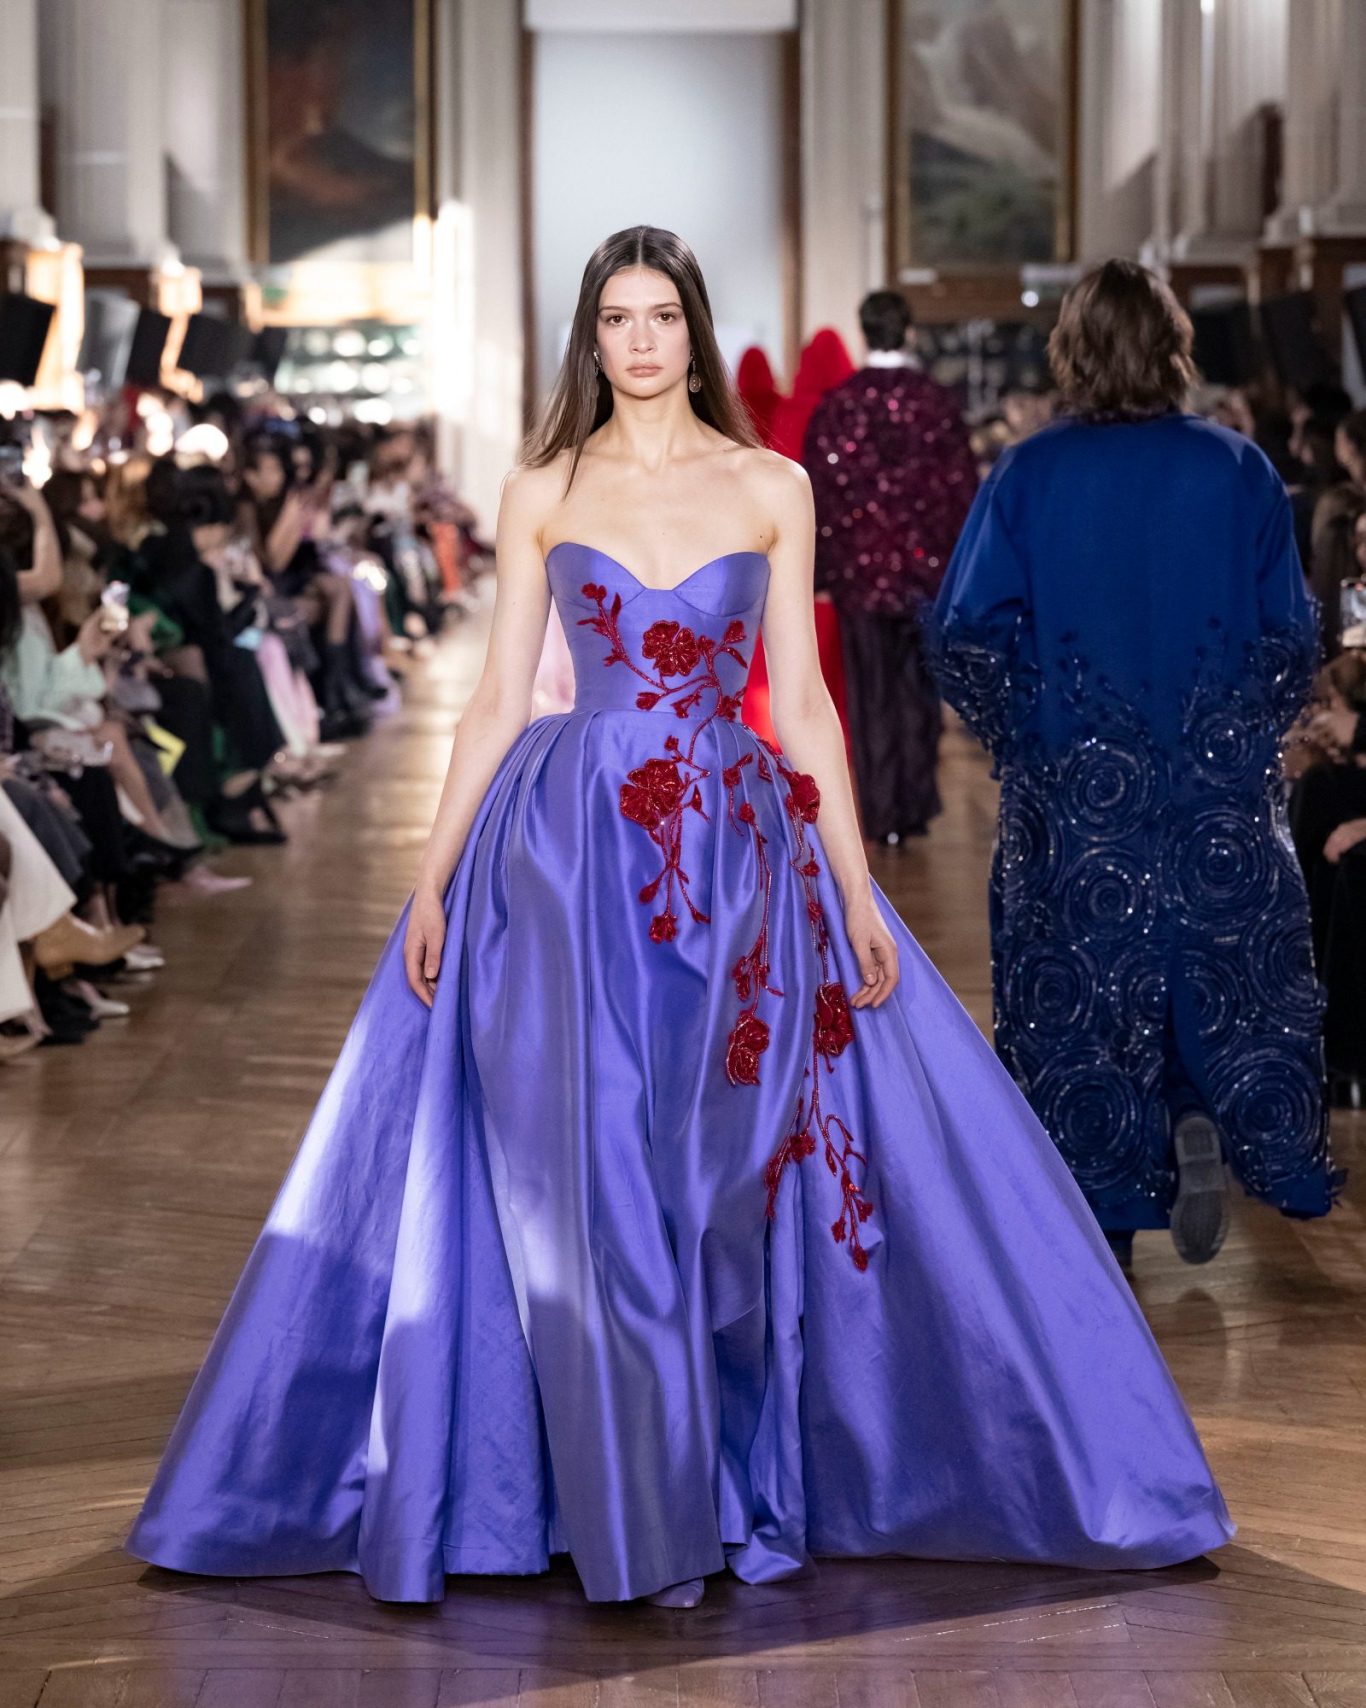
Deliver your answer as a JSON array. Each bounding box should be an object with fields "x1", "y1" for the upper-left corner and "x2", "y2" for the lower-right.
[
  {"x1": 520, "y1": 225, "x2": 761, "y2": 489},
  {"x1": 1048, "y1": 259, "x2": 1196, "y2": 423}
]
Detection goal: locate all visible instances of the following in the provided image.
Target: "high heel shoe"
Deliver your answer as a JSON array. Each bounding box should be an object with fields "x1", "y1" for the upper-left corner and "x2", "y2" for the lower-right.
[
  {"x1": 125, "y1": 823, "x2": 203, "y2": 876},
  {"x1": 206, "y1": 782, "x2": 287, "y2": 846},
  {"x1": 32, "y1": 915, "x2": 146, "y2": 974}
]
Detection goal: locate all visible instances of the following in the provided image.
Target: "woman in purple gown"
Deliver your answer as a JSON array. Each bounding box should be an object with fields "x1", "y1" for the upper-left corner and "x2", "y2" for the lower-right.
[{"x1": 127, "y1": 226, "x2": 1233, "y2": 1610}]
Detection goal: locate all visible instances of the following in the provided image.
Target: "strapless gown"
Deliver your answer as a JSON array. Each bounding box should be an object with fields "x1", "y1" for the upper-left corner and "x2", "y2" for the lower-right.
[{"x1": 126, "y1": 545, "x2": 1234, "y2": 1603}]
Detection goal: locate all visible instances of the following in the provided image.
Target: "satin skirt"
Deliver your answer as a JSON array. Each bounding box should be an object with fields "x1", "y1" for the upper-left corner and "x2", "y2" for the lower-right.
[{"x1": 127, "y1": 709, "x2": 1233, "y2": 1602}]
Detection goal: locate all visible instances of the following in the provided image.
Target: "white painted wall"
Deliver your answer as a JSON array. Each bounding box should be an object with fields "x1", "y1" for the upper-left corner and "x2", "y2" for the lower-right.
[{"x1": 530, "y1": 30, "x2": 788, "y2": 402}]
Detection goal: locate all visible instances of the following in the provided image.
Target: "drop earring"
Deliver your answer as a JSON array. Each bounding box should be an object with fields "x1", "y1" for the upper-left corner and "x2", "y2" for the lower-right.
[{"x1": 687, "y1": 355, "x2": 702, "y2": 395}]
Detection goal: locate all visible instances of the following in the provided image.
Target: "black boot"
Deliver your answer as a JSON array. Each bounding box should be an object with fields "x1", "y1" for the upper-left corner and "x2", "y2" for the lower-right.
[
  {"x1": 34, "y1": 970, "x2": 99, "y2": 1044},
  {"x1": 321, "y1": 642, "x2": 372, "y2": 740},
  {"x1": 206, "y1": 781, "x2": 287, "y2": 846}
]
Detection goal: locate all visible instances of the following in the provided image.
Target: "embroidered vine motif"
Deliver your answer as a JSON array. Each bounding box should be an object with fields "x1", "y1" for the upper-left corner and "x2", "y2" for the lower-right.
[
  {"x1": 721, "y1": 750, "x2": 781, "y2": 1085},
  {"x1": 580, "y1": 582, "x2": 746, "y2": 940},
  {"x1": 580, "y1": 581, "x2": 874, "y2": 1268},
  {"x1": 759, "y1": 743, "x2": 872, "y2": 1270}
]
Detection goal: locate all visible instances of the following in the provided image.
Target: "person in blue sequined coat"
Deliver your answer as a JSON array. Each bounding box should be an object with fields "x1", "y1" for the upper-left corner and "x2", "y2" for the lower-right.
[{"x1": 929, "y1": 261, "x2": 1343, "y2": 1262}]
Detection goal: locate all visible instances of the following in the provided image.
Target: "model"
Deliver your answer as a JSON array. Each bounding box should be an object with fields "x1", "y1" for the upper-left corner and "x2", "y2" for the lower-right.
[
  {"x1": 127, "y1": 228, "x2": 1233, "y2": 1609},
  {"x1": 931, "y1": 260, "x2": 1342, "y2": 1269}
]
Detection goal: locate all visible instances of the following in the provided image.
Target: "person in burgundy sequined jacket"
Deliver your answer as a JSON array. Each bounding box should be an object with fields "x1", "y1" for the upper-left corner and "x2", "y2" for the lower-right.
[{"x1": 804, "y1": 291, "x2": 978, "y2": 842}]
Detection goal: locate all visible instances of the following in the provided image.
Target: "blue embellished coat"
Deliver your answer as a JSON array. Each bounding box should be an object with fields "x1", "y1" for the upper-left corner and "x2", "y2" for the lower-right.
[{"x1": 930, "y1": 413, "x2": 1340, "y2": 1228}]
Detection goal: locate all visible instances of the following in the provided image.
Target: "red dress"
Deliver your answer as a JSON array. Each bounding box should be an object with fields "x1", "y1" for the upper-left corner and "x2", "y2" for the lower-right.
[{"x1": 738, "y1": 334, "x2": 853, "y2": 762}]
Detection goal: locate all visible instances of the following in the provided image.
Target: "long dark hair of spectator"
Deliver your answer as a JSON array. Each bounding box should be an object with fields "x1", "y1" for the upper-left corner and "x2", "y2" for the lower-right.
[
  {"x1": 0, "y1": 546, "x2": 20, "y2": 656},
  {"x1": 1048, "y1": 260, "x2": 1196, "y2": 423},
  {"x1": 43, "y1": 468, "x2": 97, "y2": 557},
  {"x1": 173, "y1": 466, "x2": 238, "y2": 538},
  {"x1": 241, "y1": 432, "x2": 296, "y2": 538},
  {"x1": 519, "y1": 224, "x2": 760, "y2": 490},
  {"x1": 0, "y1": 495, "x2": 34, "y2": 569}
]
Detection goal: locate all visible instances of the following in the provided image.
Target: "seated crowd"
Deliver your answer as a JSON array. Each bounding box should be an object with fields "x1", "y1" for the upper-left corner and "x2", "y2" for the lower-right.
[
  {"x1": 0, "y1": 411, "x2": 489, "y2": 1059},
  {"x1": 1285, "y1": 394, "x2": 1366, "y2": 1104}
]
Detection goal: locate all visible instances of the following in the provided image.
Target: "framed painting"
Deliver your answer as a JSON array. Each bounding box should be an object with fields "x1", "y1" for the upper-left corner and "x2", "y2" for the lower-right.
[
  {"x1": 246, "y1": 0, "x2": 434, "y2": 268},
  {"x1": 888, "y1": 0, "x2": 1079, "y2": 275}
]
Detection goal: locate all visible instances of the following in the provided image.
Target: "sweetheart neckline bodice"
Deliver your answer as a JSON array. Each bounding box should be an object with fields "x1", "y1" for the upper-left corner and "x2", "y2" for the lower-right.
[{"x1": 546, "y1": 539, "x2": 770, "y2": 597}]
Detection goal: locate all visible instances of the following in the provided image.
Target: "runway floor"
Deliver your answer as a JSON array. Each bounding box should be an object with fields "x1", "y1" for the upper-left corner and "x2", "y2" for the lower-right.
[{"x1": 2, "y1": 613, "x2": 1365, "y2": 1707}]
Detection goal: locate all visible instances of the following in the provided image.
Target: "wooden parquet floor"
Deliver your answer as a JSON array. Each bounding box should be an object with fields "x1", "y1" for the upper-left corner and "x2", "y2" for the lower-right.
[{"x1": 2, "y1": 616, "x2": 1364, "y2": 1707}]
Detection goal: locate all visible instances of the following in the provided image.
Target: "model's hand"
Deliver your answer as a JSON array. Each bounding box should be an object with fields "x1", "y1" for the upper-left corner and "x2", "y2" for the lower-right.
[
  {"x1": 404, "y1": 887, "x2": 447, "y2": 1007},
  {"x1": 844, "y1": 893, "x2": 899, "y2": 1008}
]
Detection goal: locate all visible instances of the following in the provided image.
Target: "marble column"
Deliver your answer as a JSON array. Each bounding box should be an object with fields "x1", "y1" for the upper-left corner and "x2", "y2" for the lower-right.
[
  {"x1": 1266, "y1": 0, "x2": 1326, "y2": 242},
  {"x1": 1167, "y1": 0, "x2": 1211, "y2": 256},
  {"x1": 1209, "y1": 0, "x2": 1285, "y2": 240},
  {"x1": 1317, "y1": 0, "x2": 1366, "y2": 232},
  {"x1": 1076, "y1": 0, "x2": 1161, "y2": 263},
  {"x1": 163, "y1": 0, "x2": 247, "y2": 280},
  {"x1": 39, "y1": 0, "x2": 173, "y2": 265},
  {"x1": 1169, "y1": 0, "x2": 1285, "y2": 262},
  {"x1": 0, "y1": 0, "x2": 52, "y2": 242},
  {"x1": 799, "y1": 0, "x2": 885, "y2": 357},
  {"x1": 429, "y1": 0, "x2": 525, "y2": 531}
]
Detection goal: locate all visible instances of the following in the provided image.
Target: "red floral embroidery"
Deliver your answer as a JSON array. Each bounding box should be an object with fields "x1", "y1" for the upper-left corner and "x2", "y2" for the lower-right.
[
  {"x1": 785, "y1": 770, "x2": 821, "y2": 824},
  {"x1": 726, "y1": 1011, "x2": 771, "y2": 1086},
  {"x1": 581, "y1": 584, "x2": 745, "y2": 944},
  {"x1": 760, "y1": 739, "x2": 874, "y2": 1272},
  {"x1": 814, "y1": 981, "x2": 855, "y2": 1059},
  {"x1": 642, "y1": 620, "x2": 701, "y2": 678},
  {"x1": 579, "y1": 583, "x2": 873, "y2": 1269},
  {"x1": 722, "y1": 753, "x2": 782, "y2": 1086},
  {"x1": 620, "y1": 757, "x2": 686, "y2": 830}
]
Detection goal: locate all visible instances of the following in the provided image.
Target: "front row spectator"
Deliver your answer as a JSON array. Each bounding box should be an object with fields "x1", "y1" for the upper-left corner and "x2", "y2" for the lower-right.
[
  {"x1": 0, "y1": 407, "x2": 485, "y2": 1060},
  {"x1": 1291, "y1": 655, "x2": 1366, "y2": 1103}
]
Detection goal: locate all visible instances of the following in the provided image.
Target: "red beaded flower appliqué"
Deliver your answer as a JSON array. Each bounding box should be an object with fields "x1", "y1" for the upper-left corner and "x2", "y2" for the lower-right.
[
  {"x1": 579, "y1": 584, "x2": 746, "y2": 941},
  {"x1": 579, "y1": 582, "x2": 874, "y2": 1269}
]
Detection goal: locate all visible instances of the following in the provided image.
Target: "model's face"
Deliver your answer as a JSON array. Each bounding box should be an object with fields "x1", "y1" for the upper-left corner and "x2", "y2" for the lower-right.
[
  {"x1": 594, "y1": 267, "x2": 691, "y2": 396},
  {"x1": 1354, "y1": 512, "x2": 1366, "y2": 571}
]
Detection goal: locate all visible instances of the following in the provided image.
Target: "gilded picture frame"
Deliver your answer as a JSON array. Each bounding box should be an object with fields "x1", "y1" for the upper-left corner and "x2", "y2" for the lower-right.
[
  {"x1": 887, "y1": 0, "x2": 1080, "y2": 278},
  {"x1": 245, "y1": 0, "x2": 434, "y2": 271}
]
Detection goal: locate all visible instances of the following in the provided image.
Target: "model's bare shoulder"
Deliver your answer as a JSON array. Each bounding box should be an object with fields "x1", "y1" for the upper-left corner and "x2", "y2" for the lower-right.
[
  {"x1": 499, "y1": 456, "x2": 572, "y2": 549},
  {"x1": 739, "y1": 445, "x2": 812, "y2": 531}
]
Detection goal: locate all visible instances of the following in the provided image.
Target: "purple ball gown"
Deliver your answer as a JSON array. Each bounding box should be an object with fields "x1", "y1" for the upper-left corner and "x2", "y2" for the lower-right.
[{"x1": 126, "y1": 545, "x2": 1234, "y2": 1603}]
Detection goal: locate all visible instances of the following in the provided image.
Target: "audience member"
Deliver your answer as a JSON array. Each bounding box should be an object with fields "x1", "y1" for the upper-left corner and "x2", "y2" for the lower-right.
[{"x1": 0, "y1": 404, "x2": 486, "y2": 1060}]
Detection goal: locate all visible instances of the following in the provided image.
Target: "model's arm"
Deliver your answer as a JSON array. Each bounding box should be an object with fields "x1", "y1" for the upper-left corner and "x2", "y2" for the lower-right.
[
  {"x1": 403, "y1": 466, "x2": 553, "y2": 1006},
  {"x1": 760, "y1": 456, "x2": 899, "y2": 1008}
]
